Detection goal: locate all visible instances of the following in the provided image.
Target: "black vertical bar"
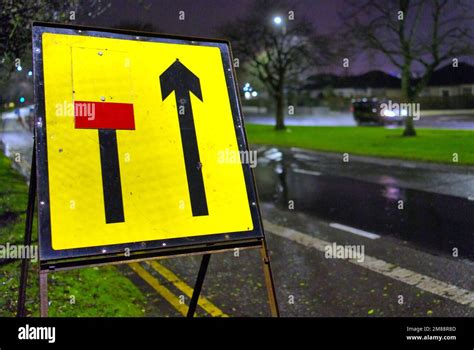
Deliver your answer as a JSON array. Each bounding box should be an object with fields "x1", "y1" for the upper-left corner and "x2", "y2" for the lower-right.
[
  {"x1": 187, "y1": 254, "x2": 211, "y2": 317},
  {"x1": 17, "y1": 146, "x2": 36, "y2": 317},
  {"x1": 177, "y1": 92, "x2": 208, "y2": 216},
  {"x1": 98, "y1": 129, "x2": 124, "y2": 223}
]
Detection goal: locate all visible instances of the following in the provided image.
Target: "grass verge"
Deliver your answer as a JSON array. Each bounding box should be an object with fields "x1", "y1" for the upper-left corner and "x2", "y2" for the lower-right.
[
  {"x1": 246, "y1": 125, "x2": 474, "y2": 165},
  {"x1": 0, "y1": 154, "x2": 146, "y2": 316}
]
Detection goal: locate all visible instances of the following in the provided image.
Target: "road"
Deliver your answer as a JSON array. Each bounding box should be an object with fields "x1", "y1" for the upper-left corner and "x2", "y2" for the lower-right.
[
  {"x1": 245, "y1": 112, "x2": 474, "y2": 129},
  {"x1": 120, "y1": 146, "x2": 474, "y2": 317},
  {"x1": 2, "y1": 117, "x2": 474, "y2": 317}
]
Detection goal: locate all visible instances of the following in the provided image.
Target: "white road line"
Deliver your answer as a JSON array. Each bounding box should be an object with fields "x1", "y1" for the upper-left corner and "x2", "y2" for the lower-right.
[
  {"x1": 329, "y1": 223, "x2": 380, "y2": 240},
  {"x1": 293, "y1": 153, "x2": 315, "y2": 161},
  {"x1": 292, "y1": 168, "x2": 322, "y2": 176},
  {"x1": 263, "y1": 220, "x2": 474, "y2": 308}
]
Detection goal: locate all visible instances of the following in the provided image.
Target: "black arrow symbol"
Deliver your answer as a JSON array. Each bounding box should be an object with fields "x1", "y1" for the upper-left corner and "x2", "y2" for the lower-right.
[{"x1": 160, "y1": 59, "x2": 208, "y2": 217}]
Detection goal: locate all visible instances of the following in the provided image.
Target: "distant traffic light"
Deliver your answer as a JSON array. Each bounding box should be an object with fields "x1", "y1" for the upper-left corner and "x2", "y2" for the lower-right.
[{"x1": 19, "y1": 97, "x2": 25, "y2": 103}]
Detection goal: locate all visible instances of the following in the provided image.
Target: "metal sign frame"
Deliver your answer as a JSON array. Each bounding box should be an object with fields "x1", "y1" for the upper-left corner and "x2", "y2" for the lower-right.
[{"x1": 32, "y1": 22, "x2": 265, "y2": 266}]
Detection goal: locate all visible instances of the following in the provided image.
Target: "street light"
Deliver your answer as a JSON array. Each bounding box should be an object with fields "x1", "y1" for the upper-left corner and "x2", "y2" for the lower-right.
[{"x1": 272, "y1": 15, "x2": 286, "y2": 35}]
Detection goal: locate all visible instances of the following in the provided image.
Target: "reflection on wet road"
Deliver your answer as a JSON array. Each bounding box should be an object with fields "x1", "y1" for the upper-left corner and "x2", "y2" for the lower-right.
[{"x1": 255, "y1": 147, "x2": 474, "y2": 260}]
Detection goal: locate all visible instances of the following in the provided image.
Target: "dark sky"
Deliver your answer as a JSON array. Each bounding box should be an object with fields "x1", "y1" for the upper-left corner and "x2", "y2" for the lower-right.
[
  {"x1": 90, "y1": 0, "x2": 343, "y2": 36},
  {"x1": 81, "y1": 0, "x2": 368, "y2": 73},
  {"x1": 78, "y1": 0, "x2": 472, "y2": 75}
]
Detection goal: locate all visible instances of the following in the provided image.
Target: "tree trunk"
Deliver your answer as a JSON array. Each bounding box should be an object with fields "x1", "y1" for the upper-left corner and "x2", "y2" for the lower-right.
[
  {"x1": 403, "y1": 114, "x2": 416, "y2": 137},
  {"x1": 401, "y1": 64, "x2": 416, "y2": 137},
  {"x1": 274, "y1": 91, "x2": 285, "y2": 130}
]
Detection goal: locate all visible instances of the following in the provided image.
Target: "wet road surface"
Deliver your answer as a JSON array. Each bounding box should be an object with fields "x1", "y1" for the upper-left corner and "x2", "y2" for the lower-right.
[
  {"x1": 254, "y1": 146, "x2": 474, "y2": 260},
  {"x1": 121, "y1": 146, "x2": 474, "y2": 317},
  {"x1": 0, "y1": 118, "x2": 33, "y2": 177}
]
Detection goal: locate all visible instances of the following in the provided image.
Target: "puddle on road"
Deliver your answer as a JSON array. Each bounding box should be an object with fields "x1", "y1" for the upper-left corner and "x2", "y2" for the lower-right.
[{"x1": 254, "y1": 148, "x2": 474, "y2": 260}]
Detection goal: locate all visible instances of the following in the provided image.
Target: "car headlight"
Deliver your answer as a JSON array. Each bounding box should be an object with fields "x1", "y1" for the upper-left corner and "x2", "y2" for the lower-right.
[{"x1": 381, "y1": 110, "x2": 396, "y2": 117}]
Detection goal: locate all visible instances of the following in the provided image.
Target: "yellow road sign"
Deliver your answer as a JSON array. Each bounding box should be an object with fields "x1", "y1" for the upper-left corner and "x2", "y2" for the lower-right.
[{"x1": 33, "y1": 24, "x2": 263, "y2": 262}]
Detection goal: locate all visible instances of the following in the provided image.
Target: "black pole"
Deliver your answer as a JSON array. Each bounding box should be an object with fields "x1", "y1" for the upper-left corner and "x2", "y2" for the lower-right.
[
  {"x1": 187, "y1": 254, "x2": 211, "y2": 318},
  {"x1": 17, "y1": 145, "x2": 37, "y2": 317}
]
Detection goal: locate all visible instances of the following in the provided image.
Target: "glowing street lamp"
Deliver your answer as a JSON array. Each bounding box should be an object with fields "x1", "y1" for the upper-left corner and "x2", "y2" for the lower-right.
[{"x1": 272, "y1": 15, "x2": 286, "y2": 34}]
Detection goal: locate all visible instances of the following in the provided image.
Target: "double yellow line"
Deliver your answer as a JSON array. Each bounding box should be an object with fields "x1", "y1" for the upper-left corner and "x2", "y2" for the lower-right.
[{"x1": 129, "y1": 261, "x2": 228, "y2": 317}]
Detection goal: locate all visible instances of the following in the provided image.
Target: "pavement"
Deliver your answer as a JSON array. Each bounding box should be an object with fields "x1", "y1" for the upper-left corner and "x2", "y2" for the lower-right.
[{"x1": 2, "y1": 116, "x2": 474, "y2": 317}]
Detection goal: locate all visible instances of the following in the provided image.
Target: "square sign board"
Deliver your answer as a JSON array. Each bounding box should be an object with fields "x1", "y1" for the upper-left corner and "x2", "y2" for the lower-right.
[{"x1": 32, "y1": 23, "x2": 263, "y2": 263}]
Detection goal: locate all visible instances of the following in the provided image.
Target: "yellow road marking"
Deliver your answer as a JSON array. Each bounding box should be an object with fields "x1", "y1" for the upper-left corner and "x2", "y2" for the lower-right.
[
  {"x1": 128, "y1": 263, "x2": 190, "y2": 316},
  {"x1": 147, "y1": 260, "x2": 228, "y2": 317}
]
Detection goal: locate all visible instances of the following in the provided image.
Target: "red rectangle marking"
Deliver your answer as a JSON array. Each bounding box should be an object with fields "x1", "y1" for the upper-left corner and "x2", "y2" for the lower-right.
[{"x1": 74, "y1": 101, "x2": 135, "y2": 130}]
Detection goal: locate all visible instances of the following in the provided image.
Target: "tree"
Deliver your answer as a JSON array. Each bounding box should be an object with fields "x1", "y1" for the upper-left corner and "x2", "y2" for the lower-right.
[
  {"x1": 0, "y1": 0, "x2": 111, "y2": 91},
  {"x1": 221, "y1": 0, "x2": 332, "y2": 130},
  {"x1": 343, "y1": 0, "x2": 474, "y2": 136}
]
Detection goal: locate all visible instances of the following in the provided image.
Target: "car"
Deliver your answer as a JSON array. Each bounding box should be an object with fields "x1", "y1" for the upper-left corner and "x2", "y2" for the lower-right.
[{"x1": 351, "y1": 98, "x2": 404, "y2": 126}]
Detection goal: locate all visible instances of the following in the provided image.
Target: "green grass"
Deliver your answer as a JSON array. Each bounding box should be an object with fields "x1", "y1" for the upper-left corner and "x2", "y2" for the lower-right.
[
  {"x1": 0, "y1": 154, "x2": 146, "y2": 317},
  {"x1": 246, "y1": 125, "x2": 474, "y2": 165}
]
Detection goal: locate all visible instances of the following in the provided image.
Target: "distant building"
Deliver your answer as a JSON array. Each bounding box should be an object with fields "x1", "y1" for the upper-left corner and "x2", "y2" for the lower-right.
[
  {"x1": 419, "y1": 63, "x2": 474, "y2": 97},
  {"x1": 305, "y1": 70, "x2": 401, "y2": 99},
  {"x1": 305, "y1": 62, "x2": 474, "y2": 99}
]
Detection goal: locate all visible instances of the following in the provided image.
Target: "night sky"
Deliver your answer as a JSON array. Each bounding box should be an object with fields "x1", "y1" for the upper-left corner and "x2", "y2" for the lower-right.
[
  {"x1": 89, "y1": 0, "x2": 343, "y2": 36},
  {"x1": 77, "y1": 0, "x2": 472, "y2": 75}
]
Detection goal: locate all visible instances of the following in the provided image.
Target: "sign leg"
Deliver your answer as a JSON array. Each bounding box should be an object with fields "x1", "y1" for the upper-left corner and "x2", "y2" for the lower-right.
[
  {"x1": 260, "y1": 241, "x2": 280, "y2": 317},
  {"x1": 17, "y1": 147, "x2": 36, "y2": 317},
  {"x1": 39, "y1": 270, "x2": 49, "y2": 317},
  {"x1": 186, "y1": 253, "x2": 211, "y2": 317}
]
